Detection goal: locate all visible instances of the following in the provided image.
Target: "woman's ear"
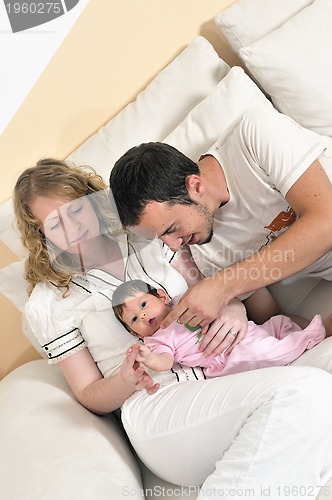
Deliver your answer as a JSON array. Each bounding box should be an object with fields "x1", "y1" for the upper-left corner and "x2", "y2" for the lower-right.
[{"x1": 157, "y1": 288, "x2": 171, "y2": 304}]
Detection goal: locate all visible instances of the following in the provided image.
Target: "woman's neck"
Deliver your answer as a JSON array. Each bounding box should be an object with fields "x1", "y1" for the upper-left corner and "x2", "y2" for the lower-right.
[{"x1": 78, "y1": 234, "x2": 125, "y2": 280}]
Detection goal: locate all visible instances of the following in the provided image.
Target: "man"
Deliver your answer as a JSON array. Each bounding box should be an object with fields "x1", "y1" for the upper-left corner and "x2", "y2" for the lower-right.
[{"x1": 110, "y1": 107, "x2": 332, "y2": 333}]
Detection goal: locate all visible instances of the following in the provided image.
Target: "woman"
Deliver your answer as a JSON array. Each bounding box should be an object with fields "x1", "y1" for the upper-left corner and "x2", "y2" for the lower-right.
[{"x1": 14, "y1": 158, "x2": 332, "y2": 499}]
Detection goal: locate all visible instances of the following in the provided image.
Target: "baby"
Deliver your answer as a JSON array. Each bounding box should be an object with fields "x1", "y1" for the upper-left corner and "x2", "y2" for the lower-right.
[{"x1": 112, "y1": 279, "x2": 327, "y2": 376}]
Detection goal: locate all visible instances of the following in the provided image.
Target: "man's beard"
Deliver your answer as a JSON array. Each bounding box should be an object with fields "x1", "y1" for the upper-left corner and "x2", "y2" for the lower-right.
[
  {"x1": 196, "y1": 203, "x2": 214, "y2": 245},
  {"x1": 200, "y1": 226, "x2": 214, "y2": 245}
]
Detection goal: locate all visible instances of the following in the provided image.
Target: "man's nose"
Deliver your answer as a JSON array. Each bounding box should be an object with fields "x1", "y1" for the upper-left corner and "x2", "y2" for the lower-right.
[{"x1": 162, "y1": 235, "x2": 182, "y2": 252}]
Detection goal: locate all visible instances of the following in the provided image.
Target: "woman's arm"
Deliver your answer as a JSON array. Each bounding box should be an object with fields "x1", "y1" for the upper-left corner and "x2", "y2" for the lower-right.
[
  {"x1": 244, "y1": 288, "x2": 281, "y2": 324},
  {"x1": 59, "y1": 344, "x2": 159, "y2": 415},
  {"x1": 244, "y1": 287, "x2": 310, "y2": 329}
]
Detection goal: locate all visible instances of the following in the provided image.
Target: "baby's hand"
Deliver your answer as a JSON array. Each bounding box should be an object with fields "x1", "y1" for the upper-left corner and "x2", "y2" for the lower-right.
[
  {"x1": 136, "y1": 343, "x2": 153, "y2": 363},
  {"x1": 124, "y1": 343, "x2": 159, "y2": 395},
  {"x1": 127, "y1": 342, "x2": 150, "y2": 360}
]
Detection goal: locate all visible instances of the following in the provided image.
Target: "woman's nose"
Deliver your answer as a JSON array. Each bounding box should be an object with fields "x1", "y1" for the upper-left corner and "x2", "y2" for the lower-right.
[{"x1": 63, "y1": 216, "x2": 82, "y2": 235}]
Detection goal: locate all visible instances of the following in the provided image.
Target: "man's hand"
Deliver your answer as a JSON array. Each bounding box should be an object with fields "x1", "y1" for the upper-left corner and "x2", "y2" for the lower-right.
[
  {"x1": 198, "y1": 298, "x2": 248, "y2": 356},
  {"x1": 160, "y1": 275, "x2": 228, "y2": 330}
]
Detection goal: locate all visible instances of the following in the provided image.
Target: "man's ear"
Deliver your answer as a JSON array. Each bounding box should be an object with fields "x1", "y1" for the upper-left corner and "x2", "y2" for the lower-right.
[
  {"x1": 157, "y1": 288, "x2": 171, "y2": 304},
  {"x1": 185, "y1": 174, "x2": 204, "y2": 200}
]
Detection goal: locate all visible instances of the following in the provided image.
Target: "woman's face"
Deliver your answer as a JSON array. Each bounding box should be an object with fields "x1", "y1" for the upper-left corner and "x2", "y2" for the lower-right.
[{"x1": 30, "y1": 194, "x2": 101, "y2": 254}]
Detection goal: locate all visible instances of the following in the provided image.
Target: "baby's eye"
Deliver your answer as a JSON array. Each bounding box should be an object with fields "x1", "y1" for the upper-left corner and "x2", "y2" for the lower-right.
[
  {"x1": 141, "y1": 301, "x2": 147, "y2": 308},
  {"x1": 132, "y1": 315, "x2": 137, "y2": 323}
]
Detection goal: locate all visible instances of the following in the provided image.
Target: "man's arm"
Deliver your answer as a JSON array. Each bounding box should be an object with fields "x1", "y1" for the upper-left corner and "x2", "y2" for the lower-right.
[
  {"x1": 171, "y1": 246, "x2": 204, "y2": 286},
  {"x1": 161, "y1": 159, "x2": 332, "y2": 329}
]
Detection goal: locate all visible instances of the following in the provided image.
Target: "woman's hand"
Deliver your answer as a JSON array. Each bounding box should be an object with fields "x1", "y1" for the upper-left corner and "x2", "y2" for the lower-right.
[
  {"x1": 121, "y1": 343, "x2": 160, "y2": 395},
  {"x1": 197, "y1": 298, "x2": 248, "y2": 357}
]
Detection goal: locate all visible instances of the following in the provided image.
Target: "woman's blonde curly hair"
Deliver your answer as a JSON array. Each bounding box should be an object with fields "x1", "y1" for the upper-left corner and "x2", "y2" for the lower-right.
[{"x1": 13, "y1": 158, "x2": 118, "y2": 295}]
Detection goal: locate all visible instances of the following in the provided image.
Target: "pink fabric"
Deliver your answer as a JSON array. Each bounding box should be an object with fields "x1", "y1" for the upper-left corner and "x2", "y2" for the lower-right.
[{"x1": 144, "y1": 314, "x2": 326, "y2": 377}]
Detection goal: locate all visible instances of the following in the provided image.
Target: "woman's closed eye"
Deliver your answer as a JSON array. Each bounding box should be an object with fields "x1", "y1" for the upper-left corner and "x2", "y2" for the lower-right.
[
  {"x1": 69, "y1": 206, "x2": 83, "y2": 216},
  {"x1": 49, "y1": 219, "x2": 61, "y2": 231},
  {"x1": 47, "y1": 205, "x2": 83, "y2": 231}
]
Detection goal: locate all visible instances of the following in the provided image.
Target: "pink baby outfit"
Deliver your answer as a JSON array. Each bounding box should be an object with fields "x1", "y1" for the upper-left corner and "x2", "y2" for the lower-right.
[{"x1": 144, "y1": 313, "x2": 326, "y2": 377}]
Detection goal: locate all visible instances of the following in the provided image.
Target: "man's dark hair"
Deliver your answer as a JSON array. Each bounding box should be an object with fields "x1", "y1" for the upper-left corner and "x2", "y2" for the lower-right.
[{"x1": 109, "y1": 142, "x2": 199, "y2": 227}]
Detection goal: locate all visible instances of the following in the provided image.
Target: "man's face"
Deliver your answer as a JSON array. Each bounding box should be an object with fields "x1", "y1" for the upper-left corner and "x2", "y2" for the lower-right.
[{"x1": 137, "y1": 201, "x2": 214, "y2": 252}]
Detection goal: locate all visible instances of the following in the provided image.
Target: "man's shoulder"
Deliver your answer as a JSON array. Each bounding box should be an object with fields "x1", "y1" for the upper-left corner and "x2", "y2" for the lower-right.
[{"x1": 239, "y1": 106, "x2": 279, "y2": 131}]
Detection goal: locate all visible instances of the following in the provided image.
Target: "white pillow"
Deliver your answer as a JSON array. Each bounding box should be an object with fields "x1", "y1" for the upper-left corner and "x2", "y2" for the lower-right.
[
  {"x1": 67, "y1": 36, "x2": 229, "y2": 180},
  {"x1": 214, "y1": 0, "x2": 313, "y2": 54},
  {"x1": 0, "y1": 198, "x2": 27, "y2": 259},
  {"x1": 0, "y1": 361, "x2": 145, "y2": 499},
  {"x1": 0, "y1": 260, "x2": 29, "y2": 312},
  {"x1": 239, "y1": 0, "x2": 332, "y2": 137},
  {"x1": 164, "y1": 66, "x2": 272, "y2": 160}
]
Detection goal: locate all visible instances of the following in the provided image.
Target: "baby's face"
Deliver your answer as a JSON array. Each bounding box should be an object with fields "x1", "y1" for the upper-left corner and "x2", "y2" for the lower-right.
[{"x1": 122, "y1": 291, "x2": 170, "y2": 338}]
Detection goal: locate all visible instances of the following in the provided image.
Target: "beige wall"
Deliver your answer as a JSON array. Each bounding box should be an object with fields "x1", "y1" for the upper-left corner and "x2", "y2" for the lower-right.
[{"x1": 0, "y1": 0, "x2": 240, "y2": 379}]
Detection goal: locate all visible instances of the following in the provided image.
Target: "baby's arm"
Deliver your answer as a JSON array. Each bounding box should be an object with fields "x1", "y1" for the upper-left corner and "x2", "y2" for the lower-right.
[{"x1": 127, "y1": 343, "x2": 174, "y2": 371}]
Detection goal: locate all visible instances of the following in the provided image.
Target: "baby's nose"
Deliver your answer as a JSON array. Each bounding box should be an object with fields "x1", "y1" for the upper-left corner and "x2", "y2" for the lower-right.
[{"x1": 140, "y1": 312, "x2": 146, "y2": 321}]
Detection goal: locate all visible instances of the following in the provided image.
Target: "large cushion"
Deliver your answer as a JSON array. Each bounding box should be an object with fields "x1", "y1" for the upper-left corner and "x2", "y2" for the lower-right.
[
  {"x1": 214, "y1": 0, "x2": 313, "y2": 53},
  {"x1": 238, "y1": 0, "x2": 332, "y2": 137},
  {"x1": 0, "y1": 198, "x2": 27, "y2": 259},
  {"x1": 0, "y1": 360, "x2": 145, "y2": 500},
  {"x1": 164, "y1": 66, "x2": 272, "y2": 160}
]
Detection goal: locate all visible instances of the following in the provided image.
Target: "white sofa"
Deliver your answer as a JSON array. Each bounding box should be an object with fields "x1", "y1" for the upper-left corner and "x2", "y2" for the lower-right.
[{"x1": 1, "y1": 1, "x2": 332, "y2": 497}]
